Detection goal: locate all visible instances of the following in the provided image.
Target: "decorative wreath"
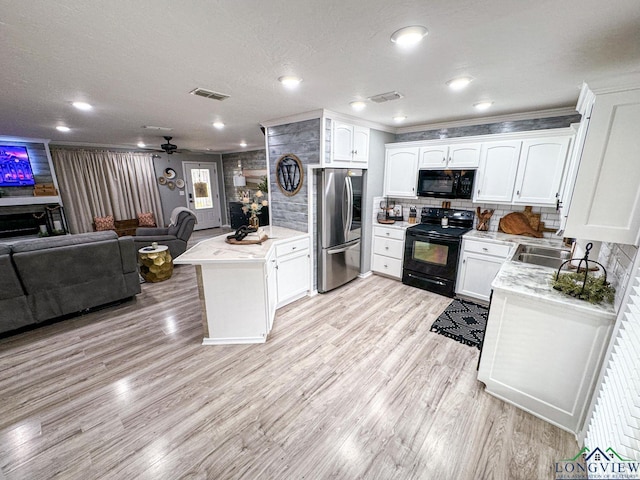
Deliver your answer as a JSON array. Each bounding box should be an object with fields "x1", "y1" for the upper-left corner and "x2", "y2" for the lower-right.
[{"x1": 275, "y1": 154, "x2": 303, "y2": 197}]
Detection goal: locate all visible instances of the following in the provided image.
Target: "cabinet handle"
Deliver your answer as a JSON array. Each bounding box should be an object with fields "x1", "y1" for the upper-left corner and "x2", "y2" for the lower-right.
[
  {"x1": 448, "y1": 157, "x2": 451, "y2": 164},
  {"x1": 442, "y1": 157, "x2": 446, "y2": 163},
  {"x1": 477, "y1": 189, "x2": 480, "y2": 195},
  {"x1": 463, "y1": 259, "x2": 466, "y2": 264},
  {"x1": 292, "y1": 246, "x2": 297, "y2": 250},
  {"x1": 516, "y1": 190, "x2": 520, "y2": 196},
  {"x1": 482, "y1": 247, "x2": 488, "y2": 251},
  {"x1": 384, "y1": 264, "x2": 388, "y2": 268},
  {"x1": 385, "y1": 246, "x2": 389, "y2": 250},
  {"x1": 385, "y1": 232, "x2": 390, "y2": 236}
]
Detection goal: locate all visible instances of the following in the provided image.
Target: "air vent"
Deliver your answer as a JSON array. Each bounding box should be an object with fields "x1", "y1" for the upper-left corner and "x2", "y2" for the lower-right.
[
  {"x1": 368, "y1": 91, "x2": 404, "y2": 103},
  {"x1": 142, "y1": 125, "x2": 173, "y2": 131},
  {"x1": 189, "y1": 88, "x2": 230, "y2": 101}
]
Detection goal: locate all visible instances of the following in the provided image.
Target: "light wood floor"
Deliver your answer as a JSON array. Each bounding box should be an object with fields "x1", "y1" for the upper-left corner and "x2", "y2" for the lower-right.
[{"x1": 0, "y1": 229, "x2": 577, "y2": 479}]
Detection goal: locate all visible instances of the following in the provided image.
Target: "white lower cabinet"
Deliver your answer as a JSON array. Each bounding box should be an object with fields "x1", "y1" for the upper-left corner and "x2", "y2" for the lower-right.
[
  {"x1": 265, "y1": 249, "x2": 277, "y2": 331},
  {"x1": 276, "y1": 237, "x2": 310, "y2": 308},
  {"x1": 456, "y1": 238, "x2": 511, "y2": 302},
  {"x1": 371, "y1": 225, "x2": 405, "y2": 279},
  {"x1": 478, "y1": 289, "x2": 615, "y2": 433}
]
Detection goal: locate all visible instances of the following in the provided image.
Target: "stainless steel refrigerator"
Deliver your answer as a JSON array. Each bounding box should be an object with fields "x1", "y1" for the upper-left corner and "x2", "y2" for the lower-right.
[{"x1": 317, "y1": 168, "x2": 363, "y2": 293}]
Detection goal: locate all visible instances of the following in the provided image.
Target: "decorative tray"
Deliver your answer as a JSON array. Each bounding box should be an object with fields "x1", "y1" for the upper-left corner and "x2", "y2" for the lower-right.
[{"x1": 225, "y1": 236, "x2": 268, "y2": 245}]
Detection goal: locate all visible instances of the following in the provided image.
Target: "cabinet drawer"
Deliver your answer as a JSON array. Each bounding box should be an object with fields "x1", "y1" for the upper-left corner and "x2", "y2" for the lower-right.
[
  {"x1": 373, "y1": 226, "x2": 405, "y2": 241},
  {"x1": 372, "y1": 254, "x2": 402, "y2": 278},
  {"x1": 373, "y1": 236, "x2": 404, "y2": 259},
  {"x1": 463, "y1": 239, "x2": 511, "y2": 258},
  {"x1": 276, "y1": 237, "x2": 309, "y2": 257}
]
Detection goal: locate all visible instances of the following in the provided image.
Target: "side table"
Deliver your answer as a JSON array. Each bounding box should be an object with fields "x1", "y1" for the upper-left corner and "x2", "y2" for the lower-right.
[{"x1": 138, "y1": 245, "x2": 173, "y2": 282}]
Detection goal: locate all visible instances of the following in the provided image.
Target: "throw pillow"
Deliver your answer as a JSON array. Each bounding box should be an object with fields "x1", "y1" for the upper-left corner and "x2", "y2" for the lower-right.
[
  {"x1": 94, "y1": 215, "x2": 115, "y2": 231},
  {"x1": 137, "y1": 212, "x2": 156, "y2": 227}
]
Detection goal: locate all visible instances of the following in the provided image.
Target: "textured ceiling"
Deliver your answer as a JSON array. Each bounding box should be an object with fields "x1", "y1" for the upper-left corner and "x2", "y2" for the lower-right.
[{"x1": 1, "y1": 0, "x2": 639, "y2": 153}]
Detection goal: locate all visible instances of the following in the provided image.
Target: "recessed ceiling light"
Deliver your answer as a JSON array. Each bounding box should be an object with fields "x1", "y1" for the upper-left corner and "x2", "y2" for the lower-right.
[
  {"x1": 278, "y1": 75, "x2": 302, "y2": 88},
  {"x1": 474, "y1": 101, "x2": 493, "y2": 111},
  {"x1": 56, "y1": 126, "x2": 71, "y2": 132},
  {"x1": 137, "y1": 142, "x2": 146, "y2": 148},
  {"x1": 390, "y1": 25, "x2": 428, "y2": 47},
  {"x1": 72, "y1": 101, "x2": 93, "y2": 111},
  {"x1": 213, "y1": 121, "x2": 225, "y2": 129},
  {"x1": 393, "y1": 115, "x2": 407, "y2": 123},
  {"x1": 240, "y1": 142, "x2": 248, "y2": 148},
  {"x1": 446, "y1": 77, "x2": 474, "y2": 91},
  {"x1": 350, "y1": 101, "x2": 367, "y2": 111}
]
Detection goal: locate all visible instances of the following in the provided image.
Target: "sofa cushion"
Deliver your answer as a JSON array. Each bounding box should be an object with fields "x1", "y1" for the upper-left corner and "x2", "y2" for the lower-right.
[
  {"x1": 11, "y1": 231, "x2": 118, "y2": 253},
  {"x1": 94, "y1": 215, "x2": 115, "y2": 231},
  {"x1": 137, "y1": 212, "x2": 155, "y2": 227}
]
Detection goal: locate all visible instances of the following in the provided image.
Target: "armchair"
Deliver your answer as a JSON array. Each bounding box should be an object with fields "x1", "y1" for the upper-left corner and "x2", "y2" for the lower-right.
[{"x1": 133, "y1": 208, "x2": 196, "y2": 258}]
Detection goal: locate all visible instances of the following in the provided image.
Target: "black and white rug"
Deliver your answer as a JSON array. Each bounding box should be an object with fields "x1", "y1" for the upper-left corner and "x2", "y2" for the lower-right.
[{"x1": 430, "y1": 298, "x2": 488, "y2": 349}]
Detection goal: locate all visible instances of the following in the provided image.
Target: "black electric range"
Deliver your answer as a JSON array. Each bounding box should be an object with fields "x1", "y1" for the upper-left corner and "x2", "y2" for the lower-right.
[{"x1": 402, "y1": 207, "x2": 474, "y2": 297}]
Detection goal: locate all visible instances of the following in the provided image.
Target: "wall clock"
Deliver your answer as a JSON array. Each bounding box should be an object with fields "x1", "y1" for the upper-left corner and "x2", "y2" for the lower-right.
[{"x1": 275, "y1": 154, "x2": 303, "y2": 197}]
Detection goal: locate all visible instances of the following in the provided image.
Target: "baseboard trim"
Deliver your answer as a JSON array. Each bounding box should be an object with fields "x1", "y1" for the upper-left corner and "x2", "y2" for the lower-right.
[{"x1": 358, "y1": 271, "x2": 373, "y2": 279}]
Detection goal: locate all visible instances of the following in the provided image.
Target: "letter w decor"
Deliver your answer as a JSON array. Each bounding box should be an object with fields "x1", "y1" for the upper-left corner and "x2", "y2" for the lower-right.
[{"x1": 275, "y1": 154, "x2": 303, "y2": 197}]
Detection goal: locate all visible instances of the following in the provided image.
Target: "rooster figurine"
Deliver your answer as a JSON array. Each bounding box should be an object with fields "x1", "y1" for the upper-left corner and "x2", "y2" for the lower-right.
[{"x1": 476, "y1": 207, "x2": 494, "y2": 231}]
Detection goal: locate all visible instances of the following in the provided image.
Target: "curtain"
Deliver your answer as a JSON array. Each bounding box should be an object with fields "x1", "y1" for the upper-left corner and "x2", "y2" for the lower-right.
[{"x1": 51, "y1": 149, "x2": 164, "y2": 234}]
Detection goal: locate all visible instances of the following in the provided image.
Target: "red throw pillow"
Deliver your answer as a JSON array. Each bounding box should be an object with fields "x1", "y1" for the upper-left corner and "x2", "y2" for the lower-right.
[
  {"x1": 137, "y1": 212, "x2": 156, "y2": 227},
  {"x1": 94, "y1": 215, "x2": 115, "y2": 231}
]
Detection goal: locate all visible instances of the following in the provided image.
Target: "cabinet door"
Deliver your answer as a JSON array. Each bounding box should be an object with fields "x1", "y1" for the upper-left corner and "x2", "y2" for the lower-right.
[
  {"x1": 418, "y1": 145, "x2": 448, "y2": 169},
  {"x1": 565, "y1": 88, "x2": 640, "y2": 245},
  {"x1": 512, "y1": 136, "x2": 570, "y2": 206},
  {"x1": 277, "y1": 249, "x2": 310, "y2": 308},
  {"x1": 456, "y1": 251, "x2": 504, "y2": 302},
  {"x1": 448, "y1": 143, "x2": 481, "y2": 168},
  {"x1": 352, "y1": 126, "x2": 369, "y2": 165},
  {"x1": 474, "y1": 141, "x2": 521, "y2": 203},
  {"x1": 333, "y1": 122, "x2": 354, "y2": 162},
  {"x1": 384, "y1": 147, "x2": 419, "y2": 197}
]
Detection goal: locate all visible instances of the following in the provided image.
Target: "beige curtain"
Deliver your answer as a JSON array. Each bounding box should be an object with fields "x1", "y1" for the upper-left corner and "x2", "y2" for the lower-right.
[{"x1": 51, "y1": 149, "x2": 164, "y2": 233}]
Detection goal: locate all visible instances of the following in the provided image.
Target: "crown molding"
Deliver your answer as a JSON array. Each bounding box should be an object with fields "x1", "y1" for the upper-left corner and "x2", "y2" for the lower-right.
[{"x1": 260, "y1": 109, "x2": 325, "y2": 128}]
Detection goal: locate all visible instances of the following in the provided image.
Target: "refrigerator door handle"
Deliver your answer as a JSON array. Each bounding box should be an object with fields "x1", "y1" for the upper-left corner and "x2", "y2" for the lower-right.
[
  {"x1": 327, "y1": 239, "x2": 360, "y2": 255},
  {"x1": 344, "y1": 175, "x2": 353, "y2": 237}
]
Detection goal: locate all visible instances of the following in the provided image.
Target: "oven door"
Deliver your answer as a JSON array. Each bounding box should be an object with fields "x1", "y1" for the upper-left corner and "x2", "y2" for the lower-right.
[{"x1": 402, "y1": 230, "x2": 461, "y2": 296}]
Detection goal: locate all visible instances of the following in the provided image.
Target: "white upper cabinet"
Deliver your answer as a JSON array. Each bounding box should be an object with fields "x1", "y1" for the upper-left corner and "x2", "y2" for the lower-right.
[
  {"x1": 512, "y1": 136, "x2": 571, "y2": 206},
  {"x1": 565, "y1": 84, "x2": 640, "y2": 245},
  {"x1": 418, "y1": 142, "x2": 481, "y2": 169},
  {"x1": 474, "y1": 141, "x2": 522, "y2": 203},
  {"x1": 384, "y1": 147, "x2": 419, "y2": 197},
  {"x1": 331, "y1": 121, "x2": 369, "y2": 167}
]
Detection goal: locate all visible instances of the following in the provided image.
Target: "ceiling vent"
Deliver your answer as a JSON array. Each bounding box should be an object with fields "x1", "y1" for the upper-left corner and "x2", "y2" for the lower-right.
[
  {"x1": 368, "y1": 91, "x2": 404, "y2": 103},
  {"x1": 189, "y1": 88, "x2": 230, "y2": 101},
  {"x1": 143, "y1": 125, "x2": 173, "y2": 131}
]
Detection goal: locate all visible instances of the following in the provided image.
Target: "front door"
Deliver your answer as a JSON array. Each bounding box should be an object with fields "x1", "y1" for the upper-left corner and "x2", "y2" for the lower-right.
[{"x1": 182, "y1": 162, "x2": 222, "y2": 230}]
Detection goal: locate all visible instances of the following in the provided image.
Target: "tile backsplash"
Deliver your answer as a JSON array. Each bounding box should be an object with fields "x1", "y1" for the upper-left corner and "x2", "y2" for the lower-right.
[
  {"x1": 597, "y1": 242, "x2": 638, "y2": 311},
  {"x1": 374, "y1": 196, "x2": 561, "y2": 238}
]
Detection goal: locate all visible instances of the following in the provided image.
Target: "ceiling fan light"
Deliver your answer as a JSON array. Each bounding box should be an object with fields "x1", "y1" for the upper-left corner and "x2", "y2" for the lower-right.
[
  {"x1": 446, "y1": 77, "x2": 473, "y2": 91},
  {"x1": 474, "y1": 101, "x2": 493, "y2": 111},
  {"x1": 390, "y1": 25, "x2": 428, "y2": 47}
]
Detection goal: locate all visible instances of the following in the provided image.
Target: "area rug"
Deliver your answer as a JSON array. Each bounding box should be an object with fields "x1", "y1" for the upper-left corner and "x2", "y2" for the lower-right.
[{"x1": 430, "y1": 298, "x2": 488, "y2": 349}]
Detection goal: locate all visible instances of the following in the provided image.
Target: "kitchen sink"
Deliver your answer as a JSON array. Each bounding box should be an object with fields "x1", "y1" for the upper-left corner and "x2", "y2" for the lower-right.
[{"x1": 512, "y1": 244, "x2": 571, "y2": 269}]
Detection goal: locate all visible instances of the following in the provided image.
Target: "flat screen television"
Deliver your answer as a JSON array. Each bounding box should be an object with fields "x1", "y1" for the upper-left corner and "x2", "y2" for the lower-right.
[{"x1": 0, "y1": 145, "x2": 35, "y2": 187}]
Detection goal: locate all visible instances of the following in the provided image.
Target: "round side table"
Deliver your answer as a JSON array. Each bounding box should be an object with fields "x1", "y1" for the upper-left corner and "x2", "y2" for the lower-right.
[{"x1": 138, "y1": 245, "x2": 173, "y2": 282}]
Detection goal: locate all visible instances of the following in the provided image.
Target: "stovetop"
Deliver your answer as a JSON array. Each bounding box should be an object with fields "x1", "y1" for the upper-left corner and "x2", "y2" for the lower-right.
[
  {"x1": 409, "y1": 207, "x2": 475, "y2": 238},
  {"x1": 408, "y1": 223, "x2": 472, "y2": 238}
]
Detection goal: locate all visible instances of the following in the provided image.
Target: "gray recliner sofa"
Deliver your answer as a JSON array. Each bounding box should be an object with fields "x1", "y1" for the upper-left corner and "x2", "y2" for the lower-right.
[
  {"x1": 0, "y1": 231, "x2": 141, "y2": 334},
  {"x1": 133, "y1": 208, "x2": 197, "y2": 258}
]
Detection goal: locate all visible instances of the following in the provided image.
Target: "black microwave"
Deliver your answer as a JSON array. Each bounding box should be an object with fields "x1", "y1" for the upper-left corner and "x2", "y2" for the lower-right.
[{"x1": 416, "y1": 169, "x2": 475, "y2": 199}]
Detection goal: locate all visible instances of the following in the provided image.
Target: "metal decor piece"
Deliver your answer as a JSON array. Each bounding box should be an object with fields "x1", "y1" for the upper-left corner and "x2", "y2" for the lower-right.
[{"x1": 275, "y1": 154, "x2": 303, "y2": 196}]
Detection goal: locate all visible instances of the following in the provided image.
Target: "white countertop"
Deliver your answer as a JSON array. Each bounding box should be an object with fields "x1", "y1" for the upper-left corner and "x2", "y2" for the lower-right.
[
  {"x1": 464, "y1": 230, "x2": 616, "y2": 316},
  {"x1": 174, "y1": 226, "x2": 308, "y2": 264},
  {"x1": 373, "y1": 221, "x2": 414, "y2": 230}
]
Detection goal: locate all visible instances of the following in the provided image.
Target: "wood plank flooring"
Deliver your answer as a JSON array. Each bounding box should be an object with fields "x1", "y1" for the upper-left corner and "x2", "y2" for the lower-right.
[{"x1": 0, "y1": 229, "x2": 577, "y2": 479}]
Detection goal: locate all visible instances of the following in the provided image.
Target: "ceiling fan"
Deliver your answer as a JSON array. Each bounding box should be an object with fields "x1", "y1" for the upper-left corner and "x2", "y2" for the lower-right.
[{"x1": 160, "y1": 136, "x2": 178, "y2": 154}]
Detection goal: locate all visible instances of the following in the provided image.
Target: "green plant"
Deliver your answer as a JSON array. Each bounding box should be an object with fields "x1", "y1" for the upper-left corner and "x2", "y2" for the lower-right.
[
  {"x1": 256, "y1": 176, "x2": 268, "y2": 194},
  {"x1": 551, "y1": 272, "x2": 615, "y2": 305}
]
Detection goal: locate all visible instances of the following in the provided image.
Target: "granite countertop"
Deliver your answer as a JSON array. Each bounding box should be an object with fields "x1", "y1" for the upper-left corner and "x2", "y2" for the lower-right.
[
  {"x1": 373, "y1": 221, "x2": 414, "y2": 230},
  {"x1": 174, "y1": 226, "x2": 308, "y2": 265},
  {"x1": 466, "y1": 230, "x2": 616, "y2": 316}
]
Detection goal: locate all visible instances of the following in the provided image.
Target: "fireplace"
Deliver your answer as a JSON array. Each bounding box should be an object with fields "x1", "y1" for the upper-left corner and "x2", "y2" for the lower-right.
[{"x1": 0, "y1": 204, "x2": 68, "y2": 238}]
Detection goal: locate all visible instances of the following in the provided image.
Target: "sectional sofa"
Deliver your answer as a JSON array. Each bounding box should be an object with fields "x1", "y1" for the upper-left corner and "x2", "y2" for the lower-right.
[{"x1": 0, "y1": 231, "x2": 141, "y2": 335}]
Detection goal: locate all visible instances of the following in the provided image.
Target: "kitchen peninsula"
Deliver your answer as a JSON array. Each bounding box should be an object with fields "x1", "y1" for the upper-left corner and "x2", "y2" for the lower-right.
[{"x1": 174, "y1": 226, "x2": 310, "y2": 345}]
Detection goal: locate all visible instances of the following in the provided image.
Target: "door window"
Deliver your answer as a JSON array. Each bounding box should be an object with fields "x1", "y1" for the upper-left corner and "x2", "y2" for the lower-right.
[{"x1": 191, "y1": 169, "x2": 213, "y2": 210}]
